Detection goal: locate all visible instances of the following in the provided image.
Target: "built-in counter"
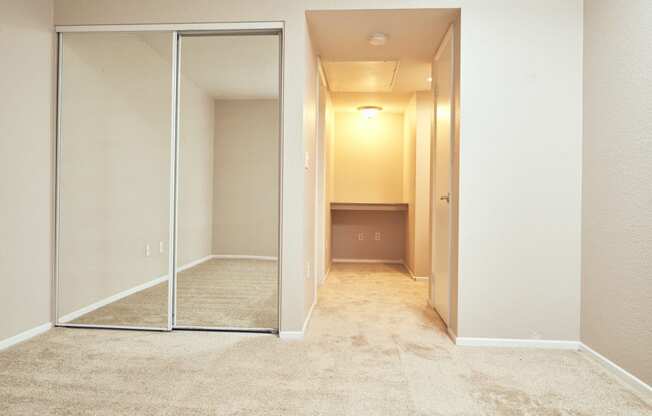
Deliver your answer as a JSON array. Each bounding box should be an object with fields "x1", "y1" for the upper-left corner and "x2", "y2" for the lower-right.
[{"x1": 330, "y1": 202, "x2": 408, "y2": 212}]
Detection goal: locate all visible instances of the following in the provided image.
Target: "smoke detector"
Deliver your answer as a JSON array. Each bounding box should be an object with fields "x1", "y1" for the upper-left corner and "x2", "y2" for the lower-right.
[{"x1": 368, "y1": 32, "x2": 388, "y2": 46}]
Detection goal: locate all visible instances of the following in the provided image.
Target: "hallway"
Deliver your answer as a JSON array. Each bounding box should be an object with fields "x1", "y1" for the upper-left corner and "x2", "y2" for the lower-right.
[{"x1": 0, "y1": 263, "x2": 649, "y2": 415}]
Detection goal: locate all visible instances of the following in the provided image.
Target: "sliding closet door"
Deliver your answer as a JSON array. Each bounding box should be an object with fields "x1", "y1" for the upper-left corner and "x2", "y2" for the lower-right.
[
  {"x1": 56, "y1": 32, "x2": 174, "y2": 330},
  {"x1": 175, "y1": 32, "x2": 280, "y2": 330}
]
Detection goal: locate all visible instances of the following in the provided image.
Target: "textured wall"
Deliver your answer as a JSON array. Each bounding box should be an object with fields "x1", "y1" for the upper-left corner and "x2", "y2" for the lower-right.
[
  {"x1": 582, "y1": 0, "x2": 652, "y2": 384},
  {"x1": 456, "y1": 1, "x2": 582, "y2": 341},
  {"x1": 331, "y1": 211, "x2": 406, "y2": 262},
  {"x1": 212, "y1": 99, "x2": 279, "y2": 258},
  {"x1": 0, "y1": 0, "x2": 54, "y2": 342},
  {"x1": 414, "y1": 91, "x2": 433, "y2": 278},
  {"x1": 334, "y1": 111, "x2": 405, "y2": 203},
  {"x1": 403, "y1": 95, "x2": 417, "y2": 275},
  {"x1": 177, "y1": 62, "x2": 215, "y2": 268}
]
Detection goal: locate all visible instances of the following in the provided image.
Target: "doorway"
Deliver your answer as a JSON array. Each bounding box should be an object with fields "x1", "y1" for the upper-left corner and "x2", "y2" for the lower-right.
[
  {"x1": 307, "y1": 8, "x2": 460, "y2": 336},
  {"x1": 54, "y1": 26, "x2": 282, "y2": 333}
]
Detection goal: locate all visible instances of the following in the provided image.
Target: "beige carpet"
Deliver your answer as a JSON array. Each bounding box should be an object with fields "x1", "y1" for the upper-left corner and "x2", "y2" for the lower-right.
[
  {"x1": 70, "y1": 258, "x2": 278, "y2": 329},
  {"x1": 2, "y1": 263, "x2": 651, "y2": 415}
]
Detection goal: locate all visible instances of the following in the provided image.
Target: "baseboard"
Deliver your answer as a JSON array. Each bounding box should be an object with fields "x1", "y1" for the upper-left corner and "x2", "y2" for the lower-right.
[
  {"x1": 455, "y1": 337, "x2": 581, "y2": 350},
  {"x1": 580, "y1": 342, "x2": 651, "y2": 395},
  {"x1": 447, "y1": 327, "x2": 457, "y2": 344},
  {"x1": 59, "y1": 274, "x2": 169, "y2": 323},
  {"x1": 0, "y1": 322, "x2": 52, "y2": 351},
  {"x1": 279, "y1": 299, "x2": 317, "y2": 341},
  {"x1": 212, "y1": 254, "x2": 278, "y2": 261},
  {"x1": 320, "y1": 265, "x2": 331, "y2": 285},
  {"x1": 278, "y1": 331, "x2": 303, "y2": 340},
  {"x1": 59, "y1": 254, "x2": 218, "y2": 324},
  {"x1": 332, "y1": 258, "x2": 403, "y2": 264},
  {"x1": 58, "y1": 254, "x2": 277, "y2": 324},
  {"x1": 178, "y1": 254, "x2": 214, "y2": 272},
  {"x1": 403, "y1": 262, "x2": 429, "y2": 281},
  {"x1": 303, "y1": 299, "x2": 317, "y2": 333}
]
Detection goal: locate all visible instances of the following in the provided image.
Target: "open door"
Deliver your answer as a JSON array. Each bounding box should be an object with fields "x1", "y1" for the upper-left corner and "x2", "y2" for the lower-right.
[{"x1": 431, "y1": 26, "x2": 455, "y2": 326}]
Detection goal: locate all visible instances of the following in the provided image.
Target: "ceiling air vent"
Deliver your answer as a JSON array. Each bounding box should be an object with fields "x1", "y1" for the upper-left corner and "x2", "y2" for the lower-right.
[{"x1": 322, "y1": 60, "x2": 399, "y2": 93}]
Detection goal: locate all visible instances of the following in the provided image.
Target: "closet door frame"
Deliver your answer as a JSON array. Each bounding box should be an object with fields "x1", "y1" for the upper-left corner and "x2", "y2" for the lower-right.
[{"x1": 53, "y1": 22, "x2": 284, "y2": 333}]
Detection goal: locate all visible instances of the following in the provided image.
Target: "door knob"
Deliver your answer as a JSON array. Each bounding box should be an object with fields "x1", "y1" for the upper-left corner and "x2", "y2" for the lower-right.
[{"x1": 440, "y1": 193, "x2": 450, "y2": 203}]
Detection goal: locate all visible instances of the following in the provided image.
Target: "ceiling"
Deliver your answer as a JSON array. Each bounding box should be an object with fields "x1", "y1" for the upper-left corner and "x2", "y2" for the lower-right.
[
  {"x1": 307, "y1": 9, "x2": 456, "y2": 110},
  {"x1": 307, "y1": 9, "x2": 456, "y2": 63},
  {"x1": 142, "y1": 33, "x2": 279, "y2": 100},
  {"x1": 322, "y1": 61, "x2": 400, "y2": 92},
  {"x1": 139, "y1": 9, "x2": 456, "y2": 105}
]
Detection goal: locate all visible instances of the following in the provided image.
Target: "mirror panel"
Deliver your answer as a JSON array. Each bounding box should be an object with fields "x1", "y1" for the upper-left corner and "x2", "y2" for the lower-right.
[
  {"x1": 175, "y1": 33, "x2": 280, "y2": 329},
  {"x1": 57, "y1": 32, "x2": 173, "y2": 329}
]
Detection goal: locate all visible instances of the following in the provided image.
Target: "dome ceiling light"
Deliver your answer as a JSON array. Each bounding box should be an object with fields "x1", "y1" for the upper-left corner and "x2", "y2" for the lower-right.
[{"x1": 357, "y1": 106, "x2": 383, "y2": 119}]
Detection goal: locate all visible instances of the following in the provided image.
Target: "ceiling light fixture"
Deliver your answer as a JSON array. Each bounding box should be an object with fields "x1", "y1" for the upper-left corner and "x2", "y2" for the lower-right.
[
  {"x1": 358, "y1": 106, "x2": 383, "y2": 119},
  {"x1": 368, "y1": 32, "x2": 388, "y2": 46}
]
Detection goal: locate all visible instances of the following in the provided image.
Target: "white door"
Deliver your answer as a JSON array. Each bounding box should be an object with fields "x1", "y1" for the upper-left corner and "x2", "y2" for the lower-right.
[{"x1": 431, "y1": 27, "x2": 455, "y2": 326}]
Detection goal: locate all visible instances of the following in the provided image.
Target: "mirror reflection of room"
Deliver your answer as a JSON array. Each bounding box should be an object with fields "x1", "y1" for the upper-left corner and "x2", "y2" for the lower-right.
[
  {"x1": 57, "y1": 31, "x2": 173, "y2": 329},
  {"x1": 176, "y1": 34, "x2": 280, "y2": 330}
]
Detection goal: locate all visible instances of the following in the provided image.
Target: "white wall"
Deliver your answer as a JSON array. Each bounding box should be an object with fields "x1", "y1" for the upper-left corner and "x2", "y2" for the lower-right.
[
  {"x1": 324, "y1": 87, "x2": 335, "y2": 275},
  {"x1": 304, "y1": 25, "x2": 318, "y2": 317},
  {"x1": 53, "y1": 0, "x2": 584, "y2": 338},
  {"x1": 177, "y1": 68, "x2": 215, "y2": 267},
  {"x1": 212, "y1": 99, "x2": 279, "y2": 258},
  {"x1": 456, "y1": 1, "x2": 582, "y2": 340},
  {"x1": 403, "y1": 94, "x2": 417, "y2": 272},
  {"x1": 334, "y1": 111, "x2": 405, "y2": 203},
  {"x1": 315, "y1": 77, "x2": 330, "y2": 280},
  {"x1": 0, "y1": 0, "x2": 54, "y2": 342},
  {"x1": 403, "y1": 92, "x2": 433, "y2": 278},
  {"x1": 582, "y1": 0, "x2": 652, "y2": 384},
  {"x1": 413, "y1": 91, "x2": 433, "y2": 278}
]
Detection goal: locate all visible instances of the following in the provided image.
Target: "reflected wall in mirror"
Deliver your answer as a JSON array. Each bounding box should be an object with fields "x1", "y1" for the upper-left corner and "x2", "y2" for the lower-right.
[
  {"x1": 57, "y1": 32, "x2": 172, "y2": 329},
  {"x1": 175, "y1": 33, "x2": 280, "y2": 329}
]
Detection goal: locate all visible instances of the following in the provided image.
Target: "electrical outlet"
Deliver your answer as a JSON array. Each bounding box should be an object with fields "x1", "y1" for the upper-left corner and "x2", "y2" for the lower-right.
[
  {"x1": 357, "y1": 233, "x2": 364, "y2": 241},
  {"x1": 145, "y1": 244, "x2": 151, "y2": 257},
  {"x1": 305, "y1": 261, "x2": 311, "y2": 279},
  {"x1": 374, "y1": 232, "x2": 381, "y2": 241},
  {"x1": 159, "y1": 241, "x2": 165, "y2": 254}
]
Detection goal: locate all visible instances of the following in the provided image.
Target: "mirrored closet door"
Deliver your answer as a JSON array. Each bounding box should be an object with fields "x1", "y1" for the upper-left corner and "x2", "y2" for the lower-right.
[
  {"x1": 56, "y1": 32, "x2": 174, "y2": 330},
  {"x1": 55, "y1": 28, "x2": 281, "y2": 333},
  {"x1": 174, "y1": 32, "x2": 281, "y2": 331}
]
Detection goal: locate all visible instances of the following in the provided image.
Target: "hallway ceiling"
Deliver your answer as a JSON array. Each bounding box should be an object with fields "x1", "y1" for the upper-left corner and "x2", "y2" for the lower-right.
[
  {"x1": 322, "y1": 61, "x2": 400, "y2": 92},
  {"x1": 307, "y1": 9, "x2": 457, "y2": 93}
]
